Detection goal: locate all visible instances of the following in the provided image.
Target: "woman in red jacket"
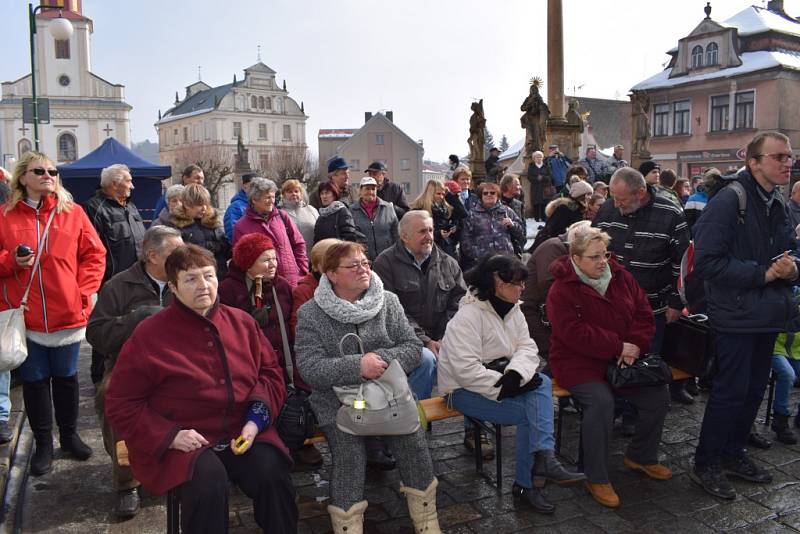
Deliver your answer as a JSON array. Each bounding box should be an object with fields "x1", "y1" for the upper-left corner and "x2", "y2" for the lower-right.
[
  {"x1": 106, "y1": 244, "x2": 297, "y2": 533},
  {"x1": 546, "y1": 226, "x2": 670, "y2": 509},
  {"x1": 0, "y1": 151, "x2": 106, "y2": 476}
]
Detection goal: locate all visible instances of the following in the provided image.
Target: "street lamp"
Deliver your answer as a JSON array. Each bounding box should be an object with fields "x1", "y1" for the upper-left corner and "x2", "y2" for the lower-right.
[{"x1": 28, "y1": 3, "x2": 74, "y2": 151}]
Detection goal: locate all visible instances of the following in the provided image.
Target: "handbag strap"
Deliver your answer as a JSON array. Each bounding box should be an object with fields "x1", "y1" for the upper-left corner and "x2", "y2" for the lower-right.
[
  {"x1": 271, "y1": 285, "x2": 295, "y2": 387},
  {"x1": 339, "y1": 332, "x2": 365, "y2": 358},
  {"x1": 20, "y1": 209, "x2": 57, "y2": 308}
]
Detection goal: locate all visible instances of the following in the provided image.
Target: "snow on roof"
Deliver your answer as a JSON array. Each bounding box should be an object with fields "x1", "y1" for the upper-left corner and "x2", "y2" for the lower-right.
[
  {"x1": 498, "y1": 138, "x2": 524, "y2": 162},
  {"x1": 318, "y1": 128, "x2": 356, "y2": 139},
  {"x1": 632, "y1": 49, "x2": 800, "y2": 91}
]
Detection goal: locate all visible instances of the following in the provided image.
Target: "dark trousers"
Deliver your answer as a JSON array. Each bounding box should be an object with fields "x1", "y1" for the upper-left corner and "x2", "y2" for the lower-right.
[
  {"x1": 179, "y1": 443, "x2": 298, "y2": 534},
  {"x1": 569, "y1": 382, "x2": 669, "y2": 483},
  {"x1": 694, "y1": 332, "x2": 776, "y2": 471}
]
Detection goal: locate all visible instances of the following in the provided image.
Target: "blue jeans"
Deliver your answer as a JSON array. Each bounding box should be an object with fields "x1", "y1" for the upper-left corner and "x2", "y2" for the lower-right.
[
  {"x1": 0, "y1": 371, "x2": 10, "y2": 422},
  {"x1": 771, "y1": 355, "x2": 800, "y2": 416},
  {"x1": 19, "y1": 339, "x2": 81, "y2": 382},
  {"x1": 450, "y1": 373, "x2": 555, "y2": 488},
  {"x1": 407, "y1": 347, "x2": 437, "y2": 401}
]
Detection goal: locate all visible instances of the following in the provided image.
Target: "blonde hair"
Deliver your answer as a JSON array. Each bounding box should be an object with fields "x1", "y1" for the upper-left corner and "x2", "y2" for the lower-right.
[
  {"x1": 6, "y1": 151, "x2": 73, "y2": 214},
  {"x1": 410, "y1": 179, "x2": 451, "y2": 217},
  {"x1": 452, "y1": 165, "x2": 472, "y2": 180},
  {"x1": 180, "y1": 183, "x2": 211, "y2": 207},
  {"x1": 569, "y1": 226, "x2": 610, "y2": 256},
  {"x1": 281, "y1": 179, "x2": 305, "y2": 196}
]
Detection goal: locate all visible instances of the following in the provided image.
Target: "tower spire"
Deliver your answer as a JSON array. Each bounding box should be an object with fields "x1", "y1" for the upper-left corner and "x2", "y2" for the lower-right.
[{"x1": 257, "y1": 45, "x2": 261, "y2": 62}]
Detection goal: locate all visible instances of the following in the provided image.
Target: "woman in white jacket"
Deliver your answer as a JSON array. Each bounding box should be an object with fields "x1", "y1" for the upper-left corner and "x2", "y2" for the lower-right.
[{"x1": 438, "y1": 253, "x2": 585, "y2": 514}]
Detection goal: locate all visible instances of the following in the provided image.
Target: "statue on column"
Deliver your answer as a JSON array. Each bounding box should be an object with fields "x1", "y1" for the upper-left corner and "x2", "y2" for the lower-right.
[
  {"x1": 632, "y1": 91, "x2": 651, "y2": 158},
  {"x1": 468, "y1": 99, "x2": 487, "y2": 183},
  {"x1": 520, "y1": 77, "x2": 550, "y2": 163},
  {"x1": 235, "y1": 134, "x2": 252, "y2": 173}
]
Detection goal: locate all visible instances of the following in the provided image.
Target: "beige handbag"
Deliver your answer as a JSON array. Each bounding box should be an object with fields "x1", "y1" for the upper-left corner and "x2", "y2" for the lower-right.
[
  {"x1": 0, "y1": 210, "x2": 56, "y2": 372},
  {"x1": 333, "y1": 333, "x2": 421, "y2": 436}
]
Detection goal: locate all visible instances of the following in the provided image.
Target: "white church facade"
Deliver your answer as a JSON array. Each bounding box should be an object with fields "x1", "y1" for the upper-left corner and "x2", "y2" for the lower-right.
[{"x1": 0, "y1": 0, "x2": 132, "y2": 168}]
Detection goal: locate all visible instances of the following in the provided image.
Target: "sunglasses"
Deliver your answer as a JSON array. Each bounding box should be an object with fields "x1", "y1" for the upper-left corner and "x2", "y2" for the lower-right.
[{"x1": 29, "y1": 168, "x2": 59, "y2": 177}]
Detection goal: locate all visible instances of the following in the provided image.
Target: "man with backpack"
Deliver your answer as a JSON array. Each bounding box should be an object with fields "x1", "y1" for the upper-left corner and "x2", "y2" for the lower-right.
[{"x1": 691, "y1": 132, "x2": 800, "y2": 500}]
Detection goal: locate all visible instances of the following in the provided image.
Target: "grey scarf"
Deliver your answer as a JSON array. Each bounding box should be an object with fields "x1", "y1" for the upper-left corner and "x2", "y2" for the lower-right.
[
  {"x1": 571, "y1": 259, "x2": 612, "y2": 296},
  {"x1": 319, "y1": 200, "x2": 347, "y2": 217},
  {"x1": 314, "y1": 271, "x2": 385, "y2": 324}
]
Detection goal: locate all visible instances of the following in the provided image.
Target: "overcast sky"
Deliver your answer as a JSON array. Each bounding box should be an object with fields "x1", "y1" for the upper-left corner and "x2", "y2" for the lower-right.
[{"x1": 2, "y1": 0, "x2": 797, "y2": 162}]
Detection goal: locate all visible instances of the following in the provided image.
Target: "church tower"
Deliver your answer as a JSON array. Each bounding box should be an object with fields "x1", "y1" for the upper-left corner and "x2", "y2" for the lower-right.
[{"x1": 0, "y1": 1, "x2": 132, "y2": 166}]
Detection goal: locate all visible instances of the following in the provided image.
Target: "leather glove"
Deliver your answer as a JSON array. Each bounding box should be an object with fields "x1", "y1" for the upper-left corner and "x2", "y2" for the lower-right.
[
  {"x1": 132, "y1": 305, "x2": 162, "y2": 320},
  {"x1": 517, "y1": 373, "x2": 544, "y2": 395},
  {"x1": 494, "y1": 371, "x2": 522, "y2": 400}
]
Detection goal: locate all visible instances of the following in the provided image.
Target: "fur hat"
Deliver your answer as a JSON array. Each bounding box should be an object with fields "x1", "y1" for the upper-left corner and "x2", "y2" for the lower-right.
[{"x1": 233, "y1": 233, "x2": 274, "y2": 271}]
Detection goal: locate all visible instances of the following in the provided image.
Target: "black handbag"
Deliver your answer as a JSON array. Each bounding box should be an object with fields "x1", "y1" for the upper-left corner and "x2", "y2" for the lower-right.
[
  {"x1": 606, "y1": 354, "x2": 672, "y2": 390},
  {"x1": 270, "y1": 285, "x2": 317, "y2": 451},
  {"x1": 484, "y1": 357, "x2": 510, "y2": 374},
  {"x1": 661, "y1": 314, "x2": 714, "y2": 377}
]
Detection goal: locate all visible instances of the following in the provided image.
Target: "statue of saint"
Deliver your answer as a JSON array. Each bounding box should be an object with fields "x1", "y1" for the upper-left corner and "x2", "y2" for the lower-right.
[
  {"x1": 632, "y1": 91, "x2": 651, "y2": 156},
  {"x1": 468, "y1": 99, "x2": 486, "y2": 164},
  {"x1": 236, "y1": 134, "x2": 251, "y2": 172},
  {"x1": 520, "y1": 79, "x2": 550, "y2": 160}
]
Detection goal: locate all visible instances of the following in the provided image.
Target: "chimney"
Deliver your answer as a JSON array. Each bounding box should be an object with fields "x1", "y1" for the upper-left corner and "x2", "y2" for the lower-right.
[
  {"x1": 365, "y1": 112, "x2": 373, "y2": 123},
  {"x1": 767, "y1": 0, "x2": 793, "y2": 19},
  {"x1": 386, "y1": 111, "x2": 394, "y2": 122},
  {"x1": 418, "y1": 139, "x2": 424, "y2": 146}
]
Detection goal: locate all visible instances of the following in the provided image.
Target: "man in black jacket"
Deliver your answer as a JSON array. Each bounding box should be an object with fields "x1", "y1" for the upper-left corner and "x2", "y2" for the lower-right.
[
  {"x1": 367, "y1": 160, "x2": 410, "y2": 220},
  {"x1": 690, "y1": 132, "x2": 799, "y2": 500},
  {"x1": 84, "y1": 164, "x2": 147, "y2": 384}
]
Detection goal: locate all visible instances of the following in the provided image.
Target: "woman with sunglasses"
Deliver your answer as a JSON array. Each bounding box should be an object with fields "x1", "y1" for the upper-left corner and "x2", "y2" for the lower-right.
[
  {"x1": 459, "y1": 182, "x2": 525, "y2": 271},
  {"x1": 0, "y1": 151, "x2": 106, "y2": 476},
  {"x1": 294, "y1": 241, "x2": 440, "y2": 533},
  {"x1": 546, "y1": 226, "x2": 670, "y2": 509},
  {"x1": 438, "y1": 253, "x2": 585, "y2": 515}
]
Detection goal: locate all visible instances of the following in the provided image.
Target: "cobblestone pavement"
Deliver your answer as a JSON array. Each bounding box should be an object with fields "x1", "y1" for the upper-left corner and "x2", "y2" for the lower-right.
[{"x1": 16, "y1": 343, "x2": 800, "y2": 533}]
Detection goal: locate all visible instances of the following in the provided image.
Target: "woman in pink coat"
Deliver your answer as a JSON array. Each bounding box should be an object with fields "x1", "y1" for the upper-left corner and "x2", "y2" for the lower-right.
[{"x1": 232, "y1": 178, "x2": 308, "y2": 287}]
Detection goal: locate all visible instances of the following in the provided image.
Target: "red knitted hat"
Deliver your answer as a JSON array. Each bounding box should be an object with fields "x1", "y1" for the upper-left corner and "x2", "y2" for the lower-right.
[{"x1": 233, "y1": 233, "x2": 274, "y2": 270}]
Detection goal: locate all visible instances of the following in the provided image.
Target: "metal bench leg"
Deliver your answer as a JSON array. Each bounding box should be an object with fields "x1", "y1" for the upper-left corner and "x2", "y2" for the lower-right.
[
  {"x1": 472, "y1": 420, "x2": 483, "y2": 474},
  {"x1": 167, "y1": 488, "x2": 180, "y2": 534},
  {"x1": 494, "y1": 424, "x2": 502, "y2": 490}
]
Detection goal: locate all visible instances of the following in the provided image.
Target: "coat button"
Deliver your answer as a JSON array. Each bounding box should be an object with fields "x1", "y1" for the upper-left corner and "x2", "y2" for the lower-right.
[
  {"x1": 207, "y1": 341, "x2": 214, "y2": 347},
  {"x1": 203, "y1": 327, "x2": 210, "y2": 332}
]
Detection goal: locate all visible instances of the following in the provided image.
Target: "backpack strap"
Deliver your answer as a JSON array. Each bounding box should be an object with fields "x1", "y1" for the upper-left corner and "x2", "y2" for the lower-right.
[{"x1": 727, "y1": 181, "x2": 747, "y2": 225}]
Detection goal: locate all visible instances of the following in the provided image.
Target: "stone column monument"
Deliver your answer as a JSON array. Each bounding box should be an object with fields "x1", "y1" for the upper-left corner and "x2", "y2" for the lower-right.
[{"x1": 630, "y1": 91, "x2": 652, "y2": 170}]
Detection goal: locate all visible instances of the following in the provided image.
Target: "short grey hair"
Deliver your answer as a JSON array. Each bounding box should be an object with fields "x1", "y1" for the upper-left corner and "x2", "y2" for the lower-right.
[
  {"x1": 610, "y1": 167, "x2": 646, "y2": 193},
  {"x1": 100, "y1": 164, "x2": 131, "y2": 188},
  {"x1": 532, "y1": 150, "x2": 544, "y2": 158},
  {"x1": 792, "y1": 181, "x2": 800, "y2": 195},
  {"x1": 399, "y1": 209, "x2": 432, "y2": 236},
  {"x1": 165, "y1": 184, "x2": 185, "y2": 201},
  {"x1": 247, "y1": 177, "x2": 278, "y2": 204},
  {"x1": 140, "y1": 225, "x2": 182, "y2": 260}
]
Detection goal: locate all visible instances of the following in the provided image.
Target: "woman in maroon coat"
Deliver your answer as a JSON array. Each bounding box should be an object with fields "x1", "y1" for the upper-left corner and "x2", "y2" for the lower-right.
[
  {"x1": 219, "y1": 233, "x2": 322, "y2": 468},
  {"x1": 106, "y1": 244, "x2": 297, "y2": 534},
  {"x1": 546, "y1": 226, "x2": 670, "y2": 510}
]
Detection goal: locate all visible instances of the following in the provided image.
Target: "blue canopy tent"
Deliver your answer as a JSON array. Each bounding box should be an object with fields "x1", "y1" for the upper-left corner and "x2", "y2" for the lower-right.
[{"x1": 59, "y1": 137, "x2": 171, "y2": 222}]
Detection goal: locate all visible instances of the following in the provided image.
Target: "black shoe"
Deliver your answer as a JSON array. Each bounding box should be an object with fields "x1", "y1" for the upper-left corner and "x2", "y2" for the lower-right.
[
  {"x1": 722, "y1": 457, "x2": 773, "y2": 483},
  {"x1": 512, "y1": 482, "x2": 554, "y2": 514},
  {"x1": 30, "y1": 439, "x2": 53, "y2": 476},
  {"x1": 0, "y1": 421, "x2": 13, "y2": 444},
  {"x1": 697, "y1": 376, "x2": 713, "y2": 392},
  {"x1": 670, "y1": 383, "x2": 694, "y2": 405},
  {"x1": 689, "y1": 466, "x2": 736, "y2": 500},
  {"x1": 115, "y1": 488, "x2": 141, "y2": 519},
  {"x1": 771, "y1": 413, "x2": 798, "y2": 445},
  {"x1": 685, "y1": 379, "x2": 699, "y2": 397},
  {"x1": 747, "y1": 432, "x2": 773, "y2": 450},
  {"x1": 533, "y1": 450, "x2": 586, "y2": 485},
  {"x1": 60, "y1": 432, "x2": 92, "y2": 461},
  {"x1": 366, "y1": 447, "x2": 396, "y2": 471}
]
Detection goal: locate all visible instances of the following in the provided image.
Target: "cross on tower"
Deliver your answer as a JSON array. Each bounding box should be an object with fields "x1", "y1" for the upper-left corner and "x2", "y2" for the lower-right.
[
  {"x1": 18, "y1": 124, "x2": 30, "y2": 136},
  {"x1": 103, "y1": 123, "x2": 113, "y2": 137}
]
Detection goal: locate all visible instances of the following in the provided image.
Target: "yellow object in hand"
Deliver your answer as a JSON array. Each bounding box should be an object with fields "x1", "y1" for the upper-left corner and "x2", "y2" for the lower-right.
[
  {"x1": 233, "y1": 435, "x2": 249, "y2": 454},
  {"x1": 353, "y1": 399, "x2": 366, "y2": 410}
]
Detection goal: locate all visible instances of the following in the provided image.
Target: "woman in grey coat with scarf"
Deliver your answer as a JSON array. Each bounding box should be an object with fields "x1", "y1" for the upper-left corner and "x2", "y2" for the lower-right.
[{"x1": 295, "y1": 241, "x2": 441, "y2": 534}]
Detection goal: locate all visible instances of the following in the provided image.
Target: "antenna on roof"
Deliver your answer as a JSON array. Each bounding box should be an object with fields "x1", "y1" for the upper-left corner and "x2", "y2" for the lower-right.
[
  {"x1": 198, "y1": 65, "x2": 202, "y2": 81},
  {"x1": 257, "y1": 45, "x2": 261, "y2": 62}
]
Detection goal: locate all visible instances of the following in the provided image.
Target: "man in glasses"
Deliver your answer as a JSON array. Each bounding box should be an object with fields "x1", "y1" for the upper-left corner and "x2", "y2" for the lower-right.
[{"x1": 691, "y1": 132, "x2": 800, "y2": 500}]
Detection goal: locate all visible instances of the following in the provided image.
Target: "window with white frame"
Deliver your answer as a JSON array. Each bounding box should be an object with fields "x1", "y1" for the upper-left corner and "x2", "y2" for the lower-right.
[
  {"x1": 734, "y1": 91, "x2": 754, "y2": 129},
  {"x1": 400, "y1": 158, "x2": 411, "y2": 170},
  {"x1": 57, "y1": 133, "x2": 77, "y2": 162},
  {"x1": 706, "y1": 42, "x2": 719, "y2": 66},
  {"x1": 258, "y1": 123, "x2": 267, "y2": 139},
  {"x1": 233, "y1": 122, "x2": 242, "y2": 139},
  {"x1": 691, "y1": 45, "x2": 703, "y2": 69},
  {"x1": 710, "y1": 95, "x2": 729, "y2": 132},
  {"x1": 350, "y1": 159, "x2": 361, "y2": 171},
  {"x1": 283, "y1": 125, "x2": 291, "y2": 140},
  {"x1": 653, "y1": 103, "x2": 670, "y2": 137},
  {"x1": 55, "y1": 40, "x2": 70, "y2": 59},
  {"x1": 402, "y1": 182, "x2": 411, "y2": 194},
  {"x1": 375, "y1": 134, "x2": 385, "y2": 145},
  {"x1": 673, "y1": 100, "x2": 690, "y2": 135}
]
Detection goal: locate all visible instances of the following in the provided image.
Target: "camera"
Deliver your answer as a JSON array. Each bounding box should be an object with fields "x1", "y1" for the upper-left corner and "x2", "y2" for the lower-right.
[{"x1": 16, "y1": 245, "x2": 32, "y2": 257}]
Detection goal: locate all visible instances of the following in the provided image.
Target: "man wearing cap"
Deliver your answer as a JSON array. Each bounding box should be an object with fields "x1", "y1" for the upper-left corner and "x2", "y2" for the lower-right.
[
  {"x1": 545, "y1": 144, "x2": 572, "y2": 193},
  {"x1": 579, "y1": 146, "x2": 612, "y2": 184},
  {"x1": 223, "y1": 173, "x2": 257, "y2": 241},
  {"x1": 310, "y1": 156, "x2": 356, "y2": 209},
  {"x1": 608, "y1": 145, "x2": 629, "y2": 172},
  {"x1": 350, "y1": 176, "x2": 400, "y2": 260},
  {"x1": 639, "y1": 161, "x2": 661, "y2": 186},
  {"x1": 485, "y1": 147, "x2": 502, "y2": 182},
  {"x1": 366, "y1": 161, "x2": 410, "y2": 220}
]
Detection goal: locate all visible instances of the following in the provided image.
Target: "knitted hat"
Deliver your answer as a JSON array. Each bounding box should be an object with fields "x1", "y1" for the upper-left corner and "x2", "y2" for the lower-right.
[
  {"x1": 638, "y1": 160, "x2": 660, "y2": 176},
  {"x1": 569, "y1": 180, "x2": 593, "y2": 199},
  {"x1": 233, "y1": 233, "x2": 274, "y2": 271}
]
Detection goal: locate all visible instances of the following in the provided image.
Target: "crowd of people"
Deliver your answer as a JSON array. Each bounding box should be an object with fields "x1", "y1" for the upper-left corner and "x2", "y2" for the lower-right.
[{"x1": 0, "y1": 131, "x2": 797, "y2": 533}]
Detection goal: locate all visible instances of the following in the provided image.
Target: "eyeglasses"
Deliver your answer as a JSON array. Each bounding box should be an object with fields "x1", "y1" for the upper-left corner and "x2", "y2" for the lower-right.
[
  {"x1": 582, "y1": 252, "x2": 612, "y2": 263},
  {"x1": 338, "y1": 260, "x2": 371, "y2": 271},
  {"x1": 29, "y1": 168, "x2": 59, "y2": 177},
  {"x1": 482, "y1": 191, "x2": 498, "y2": 196},
  {"x1": 756, "y1": 153, "x2": 795, "y2": 164}
]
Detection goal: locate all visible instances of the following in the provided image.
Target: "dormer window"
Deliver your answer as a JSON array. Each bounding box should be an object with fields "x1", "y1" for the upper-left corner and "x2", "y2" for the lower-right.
[
  {"x1": 706, "y1": 42, "x2": 719, "y2": 65},
  {"x1": 691, "y1": 45, "x2": 704, "y2": 69}
]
